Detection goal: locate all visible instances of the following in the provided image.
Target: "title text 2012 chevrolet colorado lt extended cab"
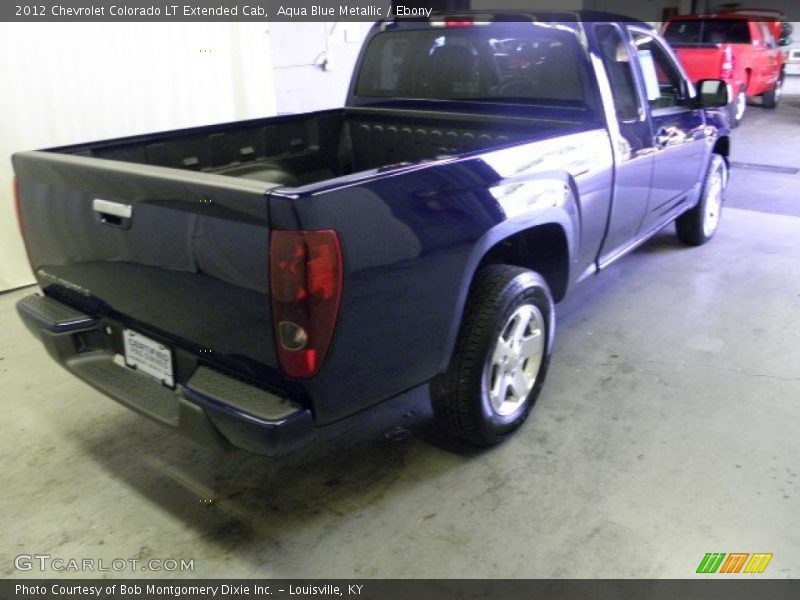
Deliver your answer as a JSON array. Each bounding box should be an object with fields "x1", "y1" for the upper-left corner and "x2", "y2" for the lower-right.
[{"x1": 13, "y1": 12, "x2": 731, "y2": 455}]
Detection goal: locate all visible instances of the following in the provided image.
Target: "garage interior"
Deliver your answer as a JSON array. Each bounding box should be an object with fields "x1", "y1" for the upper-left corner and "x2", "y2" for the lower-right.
[
  {"x1": 2, "y1": 104, "x2": 798, "y2": 578},
  {"x1": 1, "y1": 1, "x2": 799, "y2": 582}
]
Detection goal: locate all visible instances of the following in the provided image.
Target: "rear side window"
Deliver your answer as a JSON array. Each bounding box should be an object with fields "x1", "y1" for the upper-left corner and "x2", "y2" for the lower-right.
[
  {"x1": 594, "y1": 24, "x2": 640, "y2": 121},
  {"x1": 356, "y1": 24, "x2": 588, "y2": 105},
  {"x1": 664, "y1": 19, "x2": 751, "y2": 45}
]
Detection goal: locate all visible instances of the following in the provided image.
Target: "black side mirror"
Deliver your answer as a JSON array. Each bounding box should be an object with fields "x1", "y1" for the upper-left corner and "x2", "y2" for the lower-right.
[
  {"x1": 696, "y1": 79, "x2": 729, "y2": 108},
  {"x1": 781, "y1": 22, "x2": 794, "y2": 38},
  {"x1": 778, "y1": 36, "x2": 793, "y2": 47}
]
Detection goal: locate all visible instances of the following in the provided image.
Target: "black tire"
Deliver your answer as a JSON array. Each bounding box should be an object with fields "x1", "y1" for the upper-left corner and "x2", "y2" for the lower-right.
[
  {"x1": 727, "y1": 87, "x2": 746, "y2": 128},
  {"x1": 676, "y1": 154, "x2": 728, "y2": 246},
  {"x1": 762, "y1": 76, "x2": 782, "y2": 109},
  {"x1": 431, "y1": 265, "x2": 554, "y2": 446}
]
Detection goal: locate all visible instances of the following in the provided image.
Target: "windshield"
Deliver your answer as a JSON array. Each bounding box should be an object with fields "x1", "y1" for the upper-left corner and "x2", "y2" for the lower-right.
[
  {"x1": 355, "y1": 23, "x2": 588, "y2": 106},
  {"x1": 664, "y1": 19, "x2": 751, "y2": 45}
]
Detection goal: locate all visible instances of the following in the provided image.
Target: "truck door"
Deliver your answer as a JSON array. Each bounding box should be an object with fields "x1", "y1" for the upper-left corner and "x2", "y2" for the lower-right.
[
  {"x1": 593, "y1": 23, "x2": 656, "y2": 267},
  {"x1": 628, "y1": 28, "x2": 706, "y2": 235}
]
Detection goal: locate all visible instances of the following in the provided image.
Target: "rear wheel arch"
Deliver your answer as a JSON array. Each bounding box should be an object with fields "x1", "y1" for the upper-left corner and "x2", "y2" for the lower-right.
[
  {"x1": 438, "y1": 222, "x2": 570, "y2": 379},
  {"x1": 474, "y1": 224, "x2": 570, "y2": 302}
]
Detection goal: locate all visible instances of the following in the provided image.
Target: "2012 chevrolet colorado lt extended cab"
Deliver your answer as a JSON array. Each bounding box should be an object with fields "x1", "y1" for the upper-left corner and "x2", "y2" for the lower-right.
[{"x1": 13, "y1": 12, "x2": 732, "y2": 455}]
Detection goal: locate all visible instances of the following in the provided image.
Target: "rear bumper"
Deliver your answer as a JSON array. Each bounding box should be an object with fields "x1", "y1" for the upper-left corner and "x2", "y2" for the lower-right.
[{"x1": 16, "y1": 293, "x2": 315, "y2": 456}]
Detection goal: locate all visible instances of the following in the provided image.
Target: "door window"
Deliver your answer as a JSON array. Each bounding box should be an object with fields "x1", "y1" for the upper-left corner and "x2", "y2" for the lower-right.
[{"x1": 630, "y1": 31, "x2": 690, "y2": 110}]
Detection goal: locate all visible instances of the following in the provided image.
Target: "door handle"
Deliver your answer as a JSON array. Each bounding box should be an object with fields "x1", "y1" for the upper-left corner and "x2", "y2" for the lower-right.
[{"x1": 93, "y1": 198, "x2": 132, "y2": 229}]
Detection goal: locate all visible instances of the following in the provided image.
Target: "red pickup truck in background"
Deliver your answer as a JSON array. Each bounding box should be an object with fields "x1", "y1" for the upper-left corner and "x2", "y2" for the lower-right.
[{"x1": 663, "y1": 9, "x2": 793, "y2": 127}]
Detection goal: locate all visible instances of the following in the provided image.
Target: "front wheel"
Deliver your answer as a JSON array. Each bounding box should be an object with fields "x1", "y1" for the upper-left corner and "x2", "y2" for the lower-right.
[
  {"x1": 675, "y1": 154, "x2": 728, "y2": 246},
  {"x1": 431, "y1": 265, "x2": 554, "y2": 446}
]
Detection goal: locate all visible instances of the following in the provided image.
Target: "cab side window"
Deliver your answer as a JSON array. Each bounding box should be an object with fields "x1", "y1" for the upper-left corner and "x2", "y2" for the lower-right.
[{"x1": 630, "y1": 31, "x2": 689, "y2": 110}]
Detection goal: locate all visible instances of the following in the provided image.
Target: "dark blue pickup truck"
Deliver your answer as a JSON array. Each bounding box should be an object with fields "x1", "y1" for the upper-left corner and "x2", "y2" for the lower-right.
[{"x1": 13, "y1": 12, "x2": 731, "y2": 455}]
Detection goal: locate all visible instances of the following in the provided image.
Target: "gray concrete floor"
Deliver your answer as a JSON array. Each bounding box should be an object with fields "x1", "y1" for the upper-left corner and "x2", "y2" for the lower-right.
[
  {"x1": 784, "y1": 74, "x2": 800, "y2": 96},
  {"x1": 2, "y1": 99, "x2": 800, "y2": 580}
]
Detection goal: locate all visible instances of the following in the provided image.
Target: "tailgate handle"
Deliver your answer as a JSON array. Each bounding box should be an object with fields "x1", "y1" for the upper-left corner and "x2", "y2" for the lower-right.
[{"x1": 93, "y1": 198, "x2": 132, "y2": 229}]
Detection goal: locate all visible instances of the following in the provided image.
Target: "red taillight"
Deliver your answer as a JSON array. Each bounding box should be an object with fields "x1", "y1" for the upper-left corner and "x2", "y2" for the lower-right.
[
  {"x1": 720, "y1": 46, "x2": 735, "y2": 81},
  {"x1": 270, "y1": 230, "x2": 343, "y2": 379}
]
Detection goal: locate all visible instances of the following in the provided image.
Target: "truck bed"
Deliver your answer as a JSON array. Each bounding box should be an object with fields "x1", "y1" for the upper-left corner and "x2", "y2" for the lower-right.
[{"x1": 54, "y1": 107, "x2": 585, "y2": 188}]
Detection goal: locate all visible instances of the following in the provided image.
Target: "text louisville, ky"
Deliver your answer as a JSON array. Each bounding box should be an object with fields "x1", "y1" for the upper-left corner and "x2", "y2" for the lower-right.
[{"x1": 17, "y1": 583, "x2": 367, "y2": 597}]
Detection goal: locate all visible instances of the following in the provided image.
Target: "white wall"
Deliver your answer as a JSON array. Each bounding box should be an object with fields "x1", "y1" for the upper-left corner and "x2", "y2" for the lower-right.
[
  {"x1": 0, "y1": 23, "x2": 276, "y2": 291},
  {"x1": 0, "y1": 21, "x2": 372, "y2": 292},
  {"x1": 269, "y1": 22, "x2": 374, "y2": 113}
]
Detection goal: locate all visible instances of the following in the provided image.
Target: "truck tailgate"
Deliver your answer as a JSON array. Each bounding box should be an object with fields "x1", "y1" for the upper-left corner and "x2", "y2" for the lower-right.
[
  {"x1": 13, "y1": 150, "x2": 280, "y2": 384},
  {"x1": 673, "y1": 47, "x2": 724, "y2": 83}
]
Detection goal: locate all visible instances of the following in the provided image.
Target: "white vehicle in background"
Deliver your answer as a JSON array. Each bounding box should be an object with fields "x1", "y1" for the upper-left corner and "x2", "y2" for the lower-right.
[{"x1": 786, "y1": 46, "x2": 800, "y2": 76}]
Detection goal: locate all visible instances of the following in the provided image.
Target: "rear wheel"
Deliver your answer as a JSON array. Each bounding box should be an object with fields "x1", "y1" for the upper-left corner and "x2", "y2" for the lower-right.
[
  {"x1": 728, "y1": 87, "x2": 746, "y2": 127},
  {"x1": 431, "y1": 265, "x2": 554, "y2": 446},
  {"x1": 762, "y1": 76, "x2": 783, "y2": 109},
  {"x1": 676, "y1": 154, "x2": 727, "y2": 246}
]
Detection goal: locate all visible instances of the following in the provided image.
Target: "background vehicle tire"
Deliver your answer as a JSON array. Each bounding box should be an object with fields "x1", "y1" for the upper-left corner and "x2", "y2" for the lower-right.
[
  {"x1": 676, "y1": 154, "x2": 727, "y2": 246},
  {"x1": 762, "y1": 76, "x2": 782, "y2": 109},
  {"x1": 728, "y1": 87, "x2": 746, "y2": 127},
  {"x1": 431, "y1": 265, "x2": 554, "y2": 446}
]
